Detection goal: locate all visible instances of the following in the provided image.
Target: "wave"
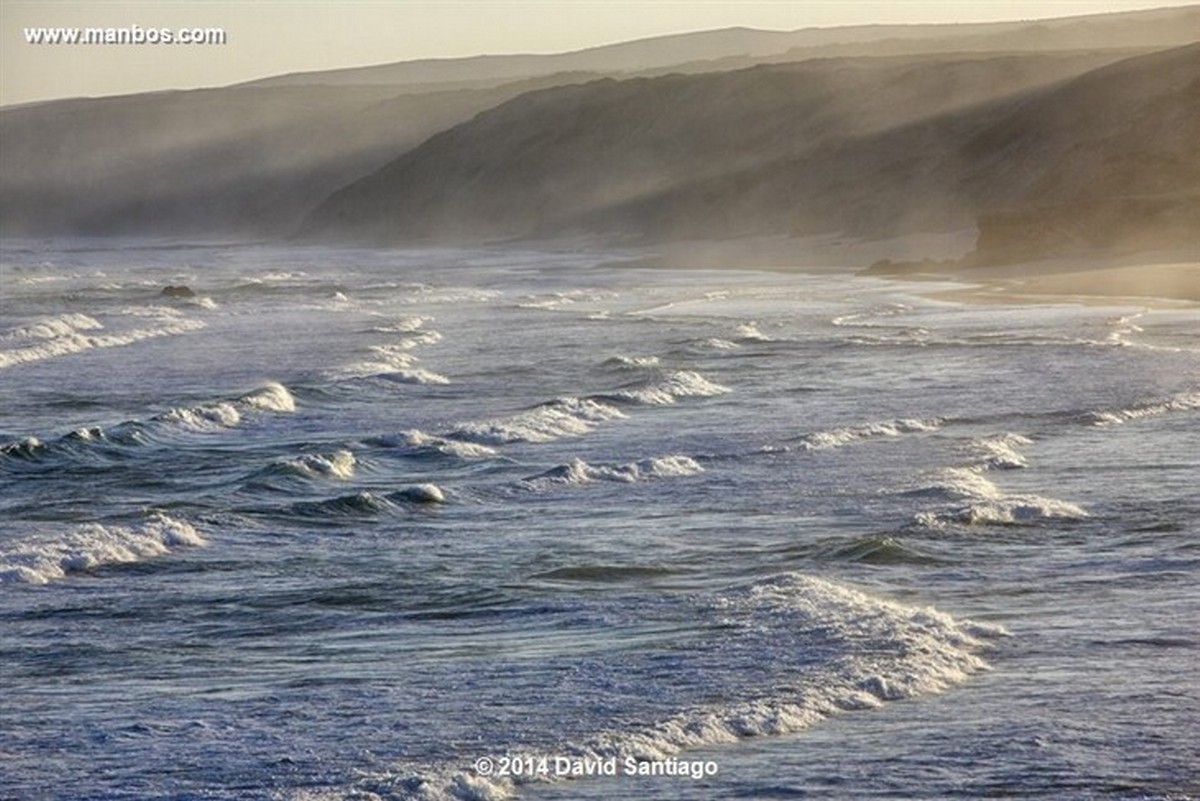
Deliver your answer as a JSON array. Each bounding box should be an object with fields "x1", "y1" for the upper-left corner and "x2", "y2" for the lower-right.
[
  {"x1": 376, "y1": 368, "x2": 451, "y2": 386},
  {"x1": 277, "y1": 450, "x2": 357, "y2": 480},
  {"x1": 239, "y1": 382, "x2": 297, "y2": 413},
  {"x1": 369, "y1": 316, "x2": 432, "y2": 334},
  {"x1": 390, "y1": 484, "x2": 447, "y2": 505},
  {"x1": 286, "y1": 484, "x2": 446, "y2": 518},
  {"x1": 522, "y1": 455, "x2": 704, "y2": 489},
  {"x1": 450, "y1": 397, "x2": 627, "y2": 445},
  {"x1": 1, "y1": 383, "x2": 298, "y2": 457},
  {"x1": 831, "y1": 303, "x2": 913, "y2": 327},
  {"x1": 734, "y1": 322, "x2": 774, "y2": 342},
  {"x1": 304, "y1": 572, "x2": 1005, "y2": 800},
  {"x1": 693, "y1": 337, "x2": 740, "y2": 350},
  {"x1": 0, "y1": 312, "x2": 104, "y2": 341},
  {"x1": 0, "y1": 513, "x2": 205, "y2": 585},
  {"x1": 331, "y1": 330, "x2": 445, "y2": 381},
  {"x1": 911, "y1": 467, "x2": 1088, "y2": 527},
  {"x1": 288, "y1": 491, "x2": 397, "y2": 518},
  {"x1": 1088, "y1": 391, "x2": 1200, "y2": 427},
  {"x1": 611, "y1": 370, "x2": 731, "y2": 406},
  {"x1": 970, "y1": 433, "x2": 1033, "y2": 470},
  {"x1": 368, "y1": 430, "x2": 499, "y2": 460},
  {"x1": 0, "y1": 310, "x2": 206, "y2": 369},
  {"x1": 603, "y1": 354, "x2": 661, "y2": 369},
  {"x1": 157, "y1": 382, "x2": 296, "y2": 431},
  {"x1": 789, "y1": 418, "x2": 941, "y2": 451}
]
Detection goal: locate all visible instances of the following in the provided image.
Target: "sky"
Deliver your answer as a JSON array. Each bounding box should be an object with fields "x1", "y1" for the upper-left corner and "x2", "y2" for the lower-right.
[{"x1": 2, "y1": 0, "x2": 1197, "y2": 106}]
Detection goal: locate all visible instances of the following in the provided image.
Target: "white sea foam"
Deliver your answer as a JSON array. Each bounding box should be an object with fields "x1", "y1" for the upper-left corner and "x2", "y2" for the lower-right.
[
  {"x1": 735, "y1": 322, "x2": 773, "y2": 341},
  {"x1": 913, "y1": 466, "x2": 1088, "y2": 527},
  {"x1": 0, "y1": 436, "x2": 48, "y2": 459},
  {"x1": 1, "y1": 313, "x2": 104, "y2": 341},
  {"x1": 380, "y1": 368, "x2": 452, "y2": 386},
  {"x1": 376, "y1": 430, "x2": 499, "y2": 459},
  {"x1": 797, "y1": 418, "x2": 941, "y2": 450},
  {"x1": 524, "y1": 455, "x2": 704, "y2": 488},
  {"x1": 311, "y1": 573, "x2": 1005, "y2": 801},
  {"x1": 1088, "y1": 391, "x2": 1200, "y2": 426},
  {"x1": 282, "y1": 450, "x2": 357, "y2": 480},
  {"x1": 239, "y1": 382, "x2": 297, "y2": 413},
  {"x1": 614, "y1": 370, "x2": 731, "y2": 405},
  {"x1": 831, "y1": 303, "x2": 913, "y2": 327},
  {"x1": 371, "y1": 316, "x2": 432, "y2": 334},
  {"x1": 970, "y1": 433, "x2": 1034, "y2": 470},
  {"x1": 0, "y1": 312, "x2": 206, "y2": 370},
  {"x1": 696, "y1": 337, "x2": 740, "y2": 350},
  {"x1": 157, "y1": 383, "x2": 296, "y2": 431},
  {"x1": 0, "y1": 514, "x2": 205, "y2": 585},
  {"x1": 160, "y1": 402, "x2": 242, "y2": 430},
  {"x1": 604, "y1": 354, "x2": 661, "y2": 369},
  {"x1": 392, "y1": 483, "x2": 447, "y2": 504},
  {"x1": 451, "y1": 397, "x2": 627, "y2": 445}
]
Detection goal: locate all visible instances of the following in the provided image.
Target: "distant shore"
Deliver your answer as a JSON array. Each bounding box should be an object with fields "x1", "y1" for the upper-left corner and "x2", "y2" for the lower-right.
[{"x1": 630, "y1": 233, "x2": 1200, "y2": 307}]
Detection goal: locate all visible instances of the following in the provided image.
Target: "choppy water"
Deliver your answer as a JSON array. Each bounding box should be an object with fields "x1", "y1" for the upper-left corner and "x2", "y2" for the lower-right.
[{"x1": 1, "y1": 241, "x2": 1196, "y2": 801}]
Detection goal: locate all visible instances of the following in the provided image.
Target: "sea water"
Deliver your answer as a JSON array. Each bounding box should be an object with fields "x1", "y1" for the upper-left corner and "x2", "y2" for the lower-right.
[{"x1": 1, "y1": 241, "x2": 1196, "y2": 800}]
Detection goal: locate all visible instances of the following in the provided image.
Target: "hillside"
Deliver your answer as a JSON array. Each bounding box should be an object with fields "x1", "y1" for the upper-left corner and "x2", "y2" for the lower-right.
[
  {"x1": 304, "y1": 44, "x2": 1200, "y2": 260},
  {"x1": 3, "y1": 4, "x2": 1198, "y2": 249},
  {"x1": 0, "y1": 73, "x2": 597, "y2": 238}
]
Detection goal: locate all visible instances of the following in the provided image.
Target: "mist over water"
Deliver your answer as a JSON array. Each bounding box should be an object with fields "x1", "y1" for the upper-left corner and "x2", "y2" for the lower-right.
[{"x1": 1, "y1": 242, "x2": 1196, "y2": 800}]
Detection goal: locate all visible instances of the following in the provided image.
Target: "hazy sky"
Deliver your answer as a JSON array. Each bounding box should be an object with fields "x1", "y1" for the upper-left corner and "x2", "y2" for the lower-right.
[{"x1": 2, "y1": 1, "x2": 1196, "y2": 106}]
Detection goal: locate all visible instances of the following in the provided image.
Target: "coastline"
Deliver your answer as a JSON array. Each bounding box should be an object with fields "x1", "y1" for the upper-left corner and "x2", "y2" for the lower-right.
[{"x1": 626, "y1": 233, "x2": 1200, "y2": 307}]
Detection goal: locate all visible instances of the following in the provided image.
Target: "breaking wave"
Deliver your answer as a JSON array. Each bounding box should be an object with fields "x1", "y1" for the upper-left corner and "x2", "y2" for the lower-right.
[
  {"x1": 522, "y1": 455, "x2": 704, "y2": 489},
  {"x1": 0, "y1": 514, "x2": 205, "y2": 585},
  {"x1": 0, "y1": 309, "x2": 206, "y2": 369},
  {"x1": 611, "y1": 370, "x2": 731, "y2": 406},
  {"x1": 368, "y1": 430, "x2": 499, "y2": 460},
  {"x1": 300, "y1": 572, "x2": 1005, "y2": 800},
  {"x1": 1088, "y1": 391, "x2": 1200, "y2": 427},
  {"x1": 911, "y1": 466, "x2": 1088, "y2": 527},
  {"x1": 787, "y1": 418, "x2": 941, "y2": 451},
  {"x1": 450, "y1": 397, "x2": 627, "y2": 445}
]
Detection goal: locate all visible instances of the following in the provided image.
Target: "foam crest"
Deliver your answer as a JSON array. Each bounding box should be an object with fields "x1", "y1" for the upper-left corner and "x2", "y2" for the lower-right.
[
  {"x1": 797, "y1": 418, "x2": 941, "y2": 450},
  {"x1": 379, "y1": 368, "x2": 452, "y2": 386},
  {"x1": 390, "y1": 483, "x2": 447, "y2": 504},
  {"x1": 325, "y1": 573, "x2": 1004, "y2": 801},
  {"x1": 523, "y1": 455, "x2": 704, "y2": 488},
  {"x1": 451, "y1": 398, "x2": 626, "y2": 445},
  {"x1": 0, "y1": 436, "x2": 48, "y2": 460},
  {"x1": 913, "y1": 466, "x2": 1087, "y2": 527},
  {"x1": 373, "y1": 430, "x2": 499, "y2": 459},
  {"x1": 603, "y1": 354, "x2": 661, "y2": 369},
  {"x1": 0, "y1": 313, "x2": 205, "y2": 370},
  {"x1": 614, "y1": 370, "x2": 731, "y2": 406},
  {"x1": 971, "y1": 433, "x2": 1033, "y2": 470},
  {"x1": 0, "y1": 514, "x2": 205, "y2": 585},
  {"x1": 160, "y1": 402, "x2": 242, "y2": 430},
  {"x1": 281, "y1": 450, "x2": 357, "y2": 480},
  {"x1": 1, "y1": 313, "x2": 103, "y2": 341},
  {"x1": 695, "y1": 337, "x2": 739, "y2": 350},
  {"x1": 1088, "y1": 391, "x2": 1200, "y2": 426},
  {"x1": 371, "y1": 316, "x2": 432, "y2": 333},
  {"x1": 735, "y1": 322, "x2": 773, "y2": 341},
  {"x1": 239, "y1": 382, "x2": 297, "y2": 413}
]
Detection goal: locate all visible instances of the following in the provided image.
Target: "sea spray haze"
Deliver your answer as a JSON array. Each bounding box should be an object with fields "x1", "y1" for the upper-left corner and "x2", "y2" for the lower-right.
[{"x1": 1, "y1": 242, "x2": 1197, "y2": 800}]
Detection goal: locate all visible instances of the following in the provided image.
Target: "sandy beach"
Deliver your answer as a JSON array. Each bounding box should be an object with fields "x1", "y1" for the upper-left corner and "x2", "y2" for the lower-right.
[{"x1": 632, "y1": 233, "x2": 1200, "y2": 306}]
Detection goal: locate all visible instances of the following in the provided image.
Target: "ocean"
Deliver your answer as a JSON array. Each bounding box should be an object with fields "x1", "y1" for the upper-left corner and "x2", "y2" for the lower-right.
[{"x1": 1, "y1": 241, "x2": 1196, "y2": 801}]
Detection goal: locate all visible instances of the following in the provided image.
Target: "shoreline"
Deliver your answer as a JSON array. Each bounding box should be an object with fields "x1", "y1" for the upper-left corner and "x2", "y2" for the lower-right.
[{"x1": 624, "y1": 233, "x2": 1200, "y2": 307}]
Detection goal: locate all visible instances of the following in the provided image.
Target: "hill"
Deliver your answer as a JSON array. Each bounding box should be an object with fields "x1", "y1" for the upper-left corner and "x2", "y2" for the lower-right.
[{"x1": 304, "y1": 44, "x2": 1200, "y2": 262}]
